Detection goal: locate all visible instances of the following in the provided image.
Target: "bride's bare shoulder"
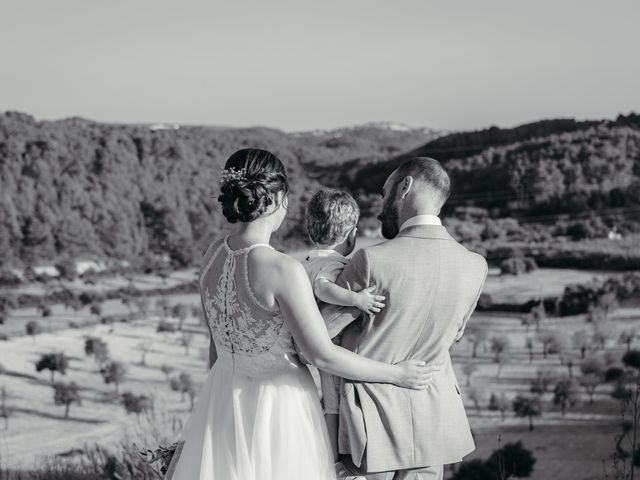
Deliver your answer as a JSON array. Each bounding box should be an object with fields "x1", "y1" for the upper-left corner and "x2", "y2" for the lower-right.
[{"x1": 249, "y1": 247, "x2": 306, "y2": 279}]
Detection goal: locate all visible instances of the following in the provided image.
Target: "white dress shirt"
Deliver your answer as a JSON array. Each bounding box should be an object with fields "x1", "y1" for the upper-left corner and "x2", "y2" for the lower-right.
[{"x1": 399, "y1": 214, "x2": 442, "y2": 233}]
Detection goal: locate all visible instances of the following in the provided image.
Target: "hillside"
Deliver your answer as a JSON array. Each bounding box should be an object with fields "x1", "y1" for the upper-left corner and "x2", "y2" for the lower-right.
[
  {"x1": 309, "y1": 114, "x2": 640, "y2": 222},
  {"x1": 0, "y1": 112, "x2": 433, "y2": 268}
]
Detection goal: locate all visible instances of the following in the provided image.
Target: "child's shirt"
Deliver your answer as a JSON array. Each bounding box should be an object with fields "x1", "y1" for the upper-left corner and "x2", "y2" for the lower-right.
[
  {"x1": 302, "y1": 249, "x2": 349, "y2": 293},
  {"x1": 302, "y1": 249, "x2": 351, "y2": 340}
]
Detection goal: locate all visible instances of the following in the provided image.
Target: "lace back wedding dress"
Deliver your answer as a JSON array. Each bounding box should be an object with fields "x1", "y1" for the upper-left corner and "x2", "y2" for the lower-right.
[{"x1": 165, "y1": 237, "x2": 335, "y2": 480}]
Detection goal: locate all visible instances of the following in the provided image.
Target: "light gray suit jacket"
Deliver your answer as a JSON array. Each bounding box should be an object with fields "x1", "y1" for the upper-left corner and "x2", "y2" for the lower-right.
[{"x1": 326, "y1": 224, "x2": 488, "y2": 473}]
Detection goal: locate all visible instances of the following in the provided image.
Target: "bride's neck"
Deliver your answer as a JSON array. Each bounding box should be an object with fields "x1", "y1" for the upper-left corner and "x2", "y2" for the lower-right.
[{"x1": 231, "y1": 220, "x2": 273, "y2": 247}]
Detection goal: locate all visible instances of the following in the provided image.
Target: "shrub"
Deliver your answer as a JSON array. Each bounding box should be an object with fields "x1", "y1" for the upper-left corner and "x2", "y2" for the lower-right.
[
  {"x1": 26, "y1": 320, "x2": 43, "y2": 341},
  {"x1": 53, "y1": 380, "x2": 82, "y2": 418},
  {"x1": 0, "y1": 269, "x2": 22, "y2": 287},
  {"x1": 36, "y1": 352, "x2": 69, "y2": 382},
  {"x1": 122, "y1": 391, "x2": 153, "y2": 420},
  {"x1": 513, "y1": 395, "x2": 542, "y2": 431},
  {"x1": 451, "y1": 459, "x2": 496, "y2": 480},
  {"x1": 485, "y1": 441, "x2": 536, "y2": 478},
  {"x1": 157, "y1": 320, "x2": 177, "y2": 333},
  {"x1": 101, "y1": 361, "x2": 128, "y2": 394},
  {"x1": 623, "y1": 350, "x2": 640, "y2": 370}
]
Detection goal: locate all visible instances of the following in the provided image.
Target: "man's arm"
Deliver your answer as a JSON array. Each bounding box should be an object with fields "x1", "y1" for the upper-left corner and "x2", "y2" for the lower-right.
[
  {"x1": 320, "y1": 248, "x2": 371, "y2": 338},
  {"x1": 454, "y1": 258, "x2": 489, "y2": 342}
]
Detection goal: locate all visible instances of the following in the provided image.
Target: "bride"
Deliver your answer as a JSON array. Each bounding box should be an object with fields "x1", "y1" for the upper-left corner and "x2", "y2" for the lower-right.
[{"x1": 165, "y1": 148, "x2": 433, "y2": 480}]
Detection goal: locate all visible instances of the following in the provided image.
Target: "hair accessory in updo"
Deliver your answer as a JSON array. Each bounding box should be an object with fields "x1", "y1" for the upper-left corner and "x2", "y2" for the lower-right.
[{"x1": 219, "y1": 167, "x2": 247, "y2": 185}]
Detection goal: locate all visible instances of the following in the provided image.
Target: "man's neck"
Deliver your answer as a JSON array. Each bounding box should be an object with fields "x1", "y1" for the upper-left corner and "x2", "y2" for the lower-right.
[{"x1": 398, "y1": 213, "x2": 441, "y2": 233}]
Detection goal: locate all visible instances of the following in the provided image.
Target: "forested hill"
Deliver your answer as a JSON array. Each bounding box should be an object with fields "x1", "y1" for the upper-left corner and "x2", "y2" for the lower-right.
[
  {"x1": 2, "y1": 110, "x2": 639, "y2": 269},
  {"x1": 0, "y1": 112, "x2": 433, "y2": 268},
  {"x1": 311, "y1": 113, "x2": 640, "y2": 219}
]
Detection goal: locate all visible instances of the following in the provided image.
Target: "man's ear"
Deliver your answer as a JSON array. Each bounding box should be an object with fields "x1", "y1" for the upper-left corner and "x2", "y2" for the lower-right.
[
  {"x1": 399, "y1": 175, "x2": 413, "y2": 199},
  {"x1": 348, "y1": 226, "x2": 358, "y2": 242}
]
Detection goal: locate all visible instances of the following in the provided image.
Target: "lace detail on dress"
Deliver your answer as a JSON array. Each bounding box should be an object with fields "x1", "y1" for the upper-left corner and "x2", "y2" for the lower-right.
[
  {"x1": 242, "y1": 253, "x2": 280, "y2": 313},
  {"x1": 200, "y1": 238, "x2": 291, "y2": 357}
]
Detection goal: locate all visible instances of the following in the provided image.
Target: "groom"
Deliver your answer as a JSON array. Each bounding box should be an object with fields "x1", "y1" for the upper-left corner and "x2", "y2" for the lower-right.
[{"x1": 325, "y1": 157, "x2": 488, "y2": 480}]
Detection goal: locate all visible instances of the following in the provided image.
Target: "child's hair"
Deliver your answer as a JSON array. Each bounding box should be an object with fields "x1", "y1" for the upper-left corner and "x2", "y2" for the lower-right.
[{"x1": 305, "y1": 189, "x2": 360, "y2": 246}]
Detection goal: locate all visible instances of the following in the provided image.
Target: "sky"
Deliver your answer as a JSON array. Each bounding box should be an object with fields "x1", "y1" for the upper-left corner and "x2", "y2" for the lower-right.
[{"x1": 1, "y1": 0, "x2": 639, "y2": 131}]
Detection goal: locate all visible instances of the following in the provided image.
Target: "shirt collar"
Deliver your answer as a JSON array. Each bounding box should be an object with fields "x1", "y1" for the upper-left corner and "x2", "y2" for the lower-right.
[
  {"x1": 399, "y1": 214, "x2": 442, "y2": 232},
  {"x1": 307, "y1": 249, "x2": 348, "y2": 260}
]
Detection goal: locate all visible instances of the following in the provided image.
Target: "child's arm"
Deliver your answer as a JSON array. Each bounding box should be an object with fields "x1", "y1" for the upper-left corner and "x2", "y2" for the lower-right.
[{"x1": 314, "y1": 277, "x2": 385, "y2": 315}]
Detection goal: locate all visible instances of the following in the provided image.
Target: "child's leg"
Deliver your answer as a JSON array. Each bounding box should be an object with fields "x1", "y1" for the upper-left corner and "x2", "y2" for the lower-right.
[
  {"x1": 325, "y1": 413, "x2": 340, "y2": 461},
  {"x1": 319, "y1": 370, "x2": 341, "y2": 461}
]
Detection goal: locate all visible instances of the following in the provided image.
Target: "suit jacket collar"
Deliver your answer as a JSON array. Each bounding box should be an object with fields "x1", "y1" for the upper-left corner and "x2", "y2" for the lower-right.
[{"x1": 396, "y1": 224, "x2": 456, "y2": 241}]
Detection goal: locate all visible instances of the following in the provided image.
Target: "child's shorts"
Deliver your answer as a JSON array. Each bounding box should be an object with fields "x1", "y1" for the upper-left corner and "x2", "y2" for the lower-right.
[{"x1": 319, "y1": 370, "x2": 341, "y2": 415}]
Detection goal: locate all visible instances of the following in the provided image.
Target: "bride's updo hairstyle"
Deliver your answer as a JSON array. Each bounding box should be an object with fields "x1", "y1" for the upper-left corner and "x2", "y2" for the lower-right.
[{"x1": 218, "y1": 148, "x2": 289, "y2": 223}]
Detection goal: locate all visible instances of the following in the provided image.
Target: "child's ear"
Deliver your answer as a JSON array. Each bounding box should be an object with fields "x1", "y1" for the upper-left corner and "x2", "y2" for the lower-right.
[{"x1": 348, "y1": 227, "x2": 358, "y2": 242}]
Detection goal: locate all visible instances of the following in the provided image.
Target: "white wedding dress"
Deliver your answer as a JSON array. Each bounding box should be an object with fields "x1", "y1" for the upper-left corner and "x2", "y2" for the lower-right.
[{"x1": 165, "y1": 237, "x2": 336, "y2": 480}]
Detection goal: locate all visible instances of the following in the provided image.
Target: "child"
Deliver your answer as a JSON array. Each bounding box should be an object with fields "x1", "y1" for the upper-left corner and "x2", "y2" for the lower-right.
[{"x1": 302, "y1": 189, "x2": 386, "y2": 479}]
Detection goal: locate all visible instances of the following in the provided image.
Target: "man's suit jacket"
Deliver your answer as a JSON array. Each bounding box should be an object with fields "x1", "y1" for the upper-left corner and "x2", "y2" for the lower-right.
[{"x1": 328, "y1": 224, "x2": 488, "y2": 473}]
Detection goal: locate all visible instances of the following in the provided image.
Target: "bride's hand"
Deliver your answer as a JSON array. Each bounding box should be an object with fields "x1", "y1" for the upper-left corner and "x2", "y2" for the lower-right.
[{"x1": 392, "y1": 360, "x2": 440, "y2": 390}]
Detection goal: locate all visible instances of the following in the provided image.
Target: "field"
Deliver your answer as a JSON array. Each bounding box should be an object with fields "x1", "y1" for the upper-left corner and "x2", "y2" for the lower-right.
[{"x1": 1, "y1": 265, "x2": 639, "y2": 478}]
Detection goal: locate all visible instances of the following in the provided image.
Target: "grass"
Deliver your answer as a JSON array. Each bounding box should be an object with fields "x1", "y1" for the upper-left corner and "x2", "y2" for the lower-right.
[
  {"x1": 1, "y1": 260, "x2": 639, "y2": 478},
  {"x1": 458, "y1": 422, "x2": 618, "y2": 480}
]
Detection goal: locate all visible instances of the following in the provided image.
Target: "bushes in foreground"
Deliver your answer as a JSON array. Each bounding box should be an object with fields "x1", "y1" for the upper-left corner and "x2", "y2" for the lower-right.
[{"x1": 452, "y1": 441, "x2": 536, "y2": 479}]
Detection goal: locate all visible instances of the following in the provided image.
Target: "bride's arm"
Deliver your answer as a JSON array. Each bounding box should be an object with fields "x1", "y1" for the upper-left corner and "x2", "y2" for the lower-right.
[{"x1": 275, "y1": 257, "x2": 432, "y2": 388}]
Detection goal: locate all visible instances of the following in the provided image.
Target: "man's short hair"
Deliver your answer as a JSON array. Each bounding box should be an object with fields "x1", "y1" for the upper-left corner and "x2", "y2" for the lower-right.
[
  {"x1": 393, "y1": 157, "x2": 451, "y2": 203},
  {"x1": 305, "y1": 189, "x2": 360, "y2": 246}
]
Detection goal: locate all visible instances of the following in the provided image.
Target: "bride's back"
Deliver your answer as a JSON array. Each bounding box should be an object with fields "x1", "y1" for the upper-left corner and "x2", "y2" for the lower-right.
[{"x1": 199, "y1": 236, "x2": 297, "y2": 366}]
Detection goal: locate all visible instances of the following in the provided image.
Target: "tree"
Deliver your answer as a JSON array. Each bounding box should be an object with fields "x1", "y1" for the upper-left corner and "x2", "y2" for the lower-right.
[
  {"x1": 160, "y1": 363, "x2": 175, "y2": 380},
  {"x1": 138, "y1": 341, "x2": 152, "y2": 366},
  {"x1": 513, "y1": 395, "x2": 542, "y2": 431},
  {"x1": 121, "y1": 294, "x2": 134, "y2": 318},
  {"x1": 156, "y1": 298, "x2": 171, "y2": 319},
  {"x1": 451, "y1": 459, "x2": 496, "y2": 480},
  {"x1": 134, "y1": 297, "x2": 151, "y2": 318},
  {"x1": 467, "y1": 389, "x2": 483, "y2": 414},
  {"x1": 0, "y1": 385, "x2": 11, "y2": 430},
  {"x1": 465, "y1": 328, "x2": 488, "y2": 359},
  {"x1": 580, "y1": 374, "x2": 603, "y2": 404},
  {"x1": 89, "y1": 302, "x2": 102, "y2": 317},
  {"x1": 38, "y1": 304, "x2": 52, "y2": 318},
  {"x1": 84, "y1": 336, "x2": 110, "y2": 367},
  {"x1": 462, "y1": 363, "x2": 478, "y2": 387},
  {"x1": 553, "y1": 378, "x2": 580, "y2": 416},
  {"x1": 488, "y1": 392, "x2": 509, "y2": 421},
  {"x1": 485, "y1": 441, "x2": 537, "y2": 478},
  {"x1": 169, "y1": 372, "x2": 195, "y2": 405},
  {"x1": 55, "y1": 258, "x2": 77, "y2": 281},
  {"x1": 101, "y1": 361, "x2": 128, "y2": 394},
  {"x1": 536, "y1": 330, "x2": 561, "y2": 360},
  {"x1": 0, "y1": 295, "x2": 16, "y2": 326},
  {"x1": 620, "y1": 329, "x2": 637, "y2": 352},
  {"x1": 35, "y1": 353, "x2": 69, "y2": 383},
  {"x1": 530, "y1": 301, "x2": 546, "y2": 332},
  {"x1": 530, "y1": 369, "x2": 554, "y2": 396},
  {"x1": 592, "y1": 326, "x2": 611, "y2": 350},
  {"x1": 122, "y1": 391, "x2": 153, "y2": 421},
  {"x1": 572, "y1": 329, "x2": 591, "y2": 359},
  {"x1": 53, "y1": 381, "x2": 81, "y2": 418},
  {"x1": 158, "y1": 268, "x2": 170, "y2": 285},
  {"x1": 25, "y1": 320, "x2": 43, "y2": 342},
  {"x1": 623, "y1": 350, "x2": 640, "y2": 370},
  {"x1": 560, "y1": 353, "x2": 576, "y2": 378},
  {"x1": 172, "y1": 303, "x2": 190, "y2": 331},
  {"x1": 596, "y1": 291, "x2": 619, "y2": 319},
  {"x1": 525, "y1": 336, "x2": 535, "y2": 364},
  {"x1": 490, "y1": 336, "x2": 509, "y2": 377},
  {"x1": 180, "y1": 332, "x2": 194, "y2": 356},
  {"x1": 157, "y1": 320, "x2": 176, "y2": 334}
]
